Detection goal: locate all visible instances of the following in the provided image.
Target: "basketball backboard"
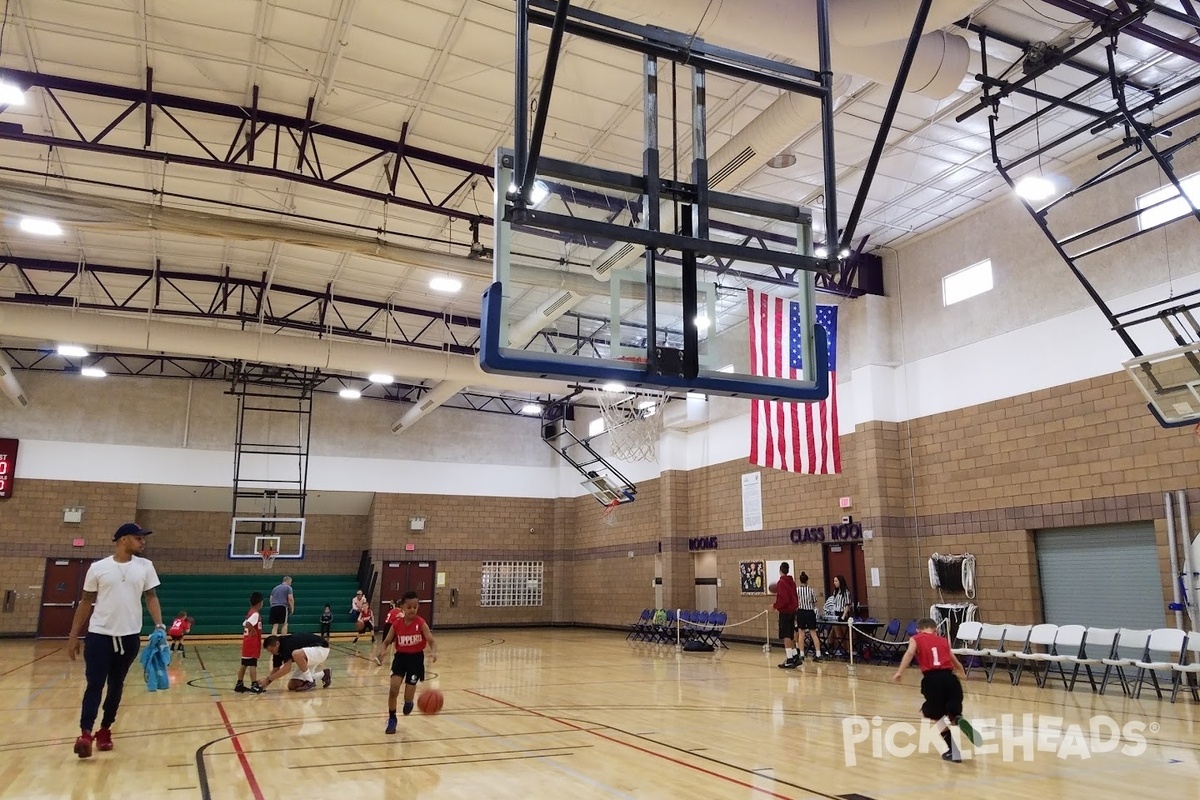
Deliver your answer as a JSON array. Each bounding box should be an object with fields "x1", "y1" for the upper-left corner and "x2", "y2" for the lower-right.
[
  {"x1": 229, "y1": 517, "x2": 306, "y2": 560},
  {"x1": 1124, "y1": 342, "x2": 1200, "y2": 427}
]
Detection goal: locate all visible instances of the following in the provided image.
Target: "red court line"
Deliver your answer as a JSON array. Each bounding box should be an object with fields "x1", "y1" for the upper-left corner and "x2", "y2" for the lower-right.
[
  {"x1": 467, "y1": 689, "x2": 796, "y2": 800},
  {"x1": 196, "y1": 649, "x2": 265, "y2": 800},
  {"x1": 0, "y1": 648, "x2": 63, "y2": 677}
]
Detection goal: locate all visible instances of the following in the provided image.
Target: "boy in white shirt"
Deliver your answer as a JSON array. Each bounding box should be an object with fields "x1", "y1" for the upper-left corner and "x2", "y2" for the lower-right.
[{"x1": 67, "y1": 522, "x2": 165, "y2": 759}]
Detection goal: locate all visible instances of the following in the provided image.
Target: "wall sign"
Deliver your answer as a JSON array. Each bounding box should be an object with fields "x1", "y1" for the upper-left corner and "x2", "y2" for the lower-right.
[
  {"x1": 788, "y1": 520, "x2": 864, "y2": 544},
  {"x1": 0, "y1": 438, "x2": 17, "y2": 499},
  {"x1": 688, "y1": 536, "x2": 718, "y2": 551}
]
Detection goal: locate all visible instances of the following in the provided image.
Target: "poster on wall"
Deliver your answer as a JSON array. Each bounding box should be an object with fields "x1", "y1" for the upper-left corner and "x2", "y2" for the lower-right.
[
  {"x1": 741, "y1": 472, "x2": 763, "y2": 531},
  {"x1": 765, "y1": 560, "x2": 795, "y2": 592},
  {"x1": 740, "y1": 560, "x2": 766, "y2": 594}
]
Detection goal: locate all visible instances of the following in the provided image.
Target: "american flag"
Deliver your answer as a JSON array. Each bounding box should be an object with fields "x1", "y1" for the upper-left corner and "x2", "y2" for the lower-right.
[{"x1": 747, "y1": 288, "x2": 840, "y2": 474}]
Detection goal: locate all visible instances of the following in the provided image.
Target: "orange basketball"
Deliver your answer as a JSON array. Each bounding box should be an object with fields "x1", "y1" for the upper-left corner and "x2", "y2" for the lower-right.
[
  {"x1": 768, "y1": 582, "x2": 777, "y2": 593},
  {"x1": 416, "y1": 689, "x2": 444, "y2": 714}
]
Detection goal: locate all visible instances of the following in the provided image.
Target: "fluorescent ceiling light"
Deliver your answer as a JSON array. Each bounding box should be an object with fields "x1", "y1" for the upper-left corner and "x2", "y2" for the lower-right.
[
  {"x1": 521, "y1": 403, "x2": 542, "y2": 415},
  {"x1": 81, "y1": 366, "x2": 106, "y2": 378},
  {"x1": 694, "y1": 314, "x2": 711, "y2": 332},
  {"x1": 839, "y1": 248, "x2": 850, "y2": 258},
  {"x1": 368, "y1": 373, "x2": 394, "y2": 384},
  {"x1": 429, "y1": 276, "x2": 462, "y2": 293},
  {"x1": 338, "y1": 388, "x2": 362, "y2": 399},
  {"x1": 0, "y1": 82, "x2": 25, "y2": 106},
  {"x1": 19, "y1": 217, "x2": 63, "y2": 236},
  {"x1": 1015, "y1": 175, "x2": 1055, "y2": 201},
  {"x1": 529, "y1": 180, "x2": 550, "y2": 205},
  {"x1": 814, "y1": 246, "x2": 829, "y2": 258},
  {"x1": 602, "y1": 382, "x2": 625, "y2": 392},
  {"x1": 57, "y1": 344, "x2": 89, "y2": 358}
]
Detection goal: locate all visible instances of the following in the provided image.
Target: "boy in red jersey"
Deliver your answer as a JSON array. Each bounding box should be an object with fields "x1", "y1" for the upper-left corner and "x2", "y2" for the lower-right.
[
  {"x1": 375, "y1": 591, "x2": 438, "y2": 735},
  {"x1": 168, "y1": 610, "x2": 192, "y2": 657},
  {"x1": 770, "y1": 562, "x2": 801, "y2": 669},
  {"x1": 235, "y1": 592, "x2": 265, "y2": 694},
  {"x1": 892, "y1": 618, "x2": 975, "y2": 762}
]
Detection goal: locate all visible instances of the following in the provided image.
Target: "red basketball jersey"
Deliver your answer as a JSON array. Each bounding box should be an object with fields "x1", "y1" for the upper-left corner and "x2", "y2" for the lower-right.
[
  {"x1": 241, "y1": 609, "x2": 262, "y2": 658},
  {"x1": 385, "y1": 607, "x2": 401, "y2": 627},
  {"x1": 168, "y1": 617, "x2": 188, "y2": 637},
  {"x1": 391, "y1": 616, "x2": 426, "y2": 653},
  {"x1": 913, "y1": 631, "x2": 953, "y2": 672}
]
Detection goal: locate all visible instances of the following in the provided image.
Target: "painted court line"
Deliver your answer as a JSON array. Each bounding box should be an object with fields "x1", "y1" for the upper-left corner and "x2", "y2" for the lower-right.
[
  {"x1": 467, "y1": 689, "x2": 799, "y2": 800},
  {"x1": 194, "y1": 648, "x2": 265, "y2": 800}
]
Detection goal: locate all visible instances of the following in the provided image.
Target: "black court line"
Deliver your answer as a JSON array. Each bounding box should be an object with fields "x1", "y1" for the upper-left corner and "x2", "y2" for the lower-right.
[
  {"x1": 838, "y1": 794, "x2": 880, "y2": 800},
  {"x1": 341, "y1": 751, "x2": 575, "y2": 773},
  {"x1": 168, "y1": 787, "x2": 198, "y2": 792},
  {"x1": 0, "y1": 648, "x2": 63, "y2": 677},
  {"x1": 290, "y1": 744, "x2": 587, "y2": 769}
]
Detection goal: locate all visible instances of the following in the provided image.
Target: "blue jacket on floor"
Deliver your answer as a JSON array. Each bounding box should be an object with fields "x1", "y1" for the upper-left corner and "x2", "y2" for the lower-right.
[{"x1": 140, "y1": 628, "x2": 172, "y2": 692}]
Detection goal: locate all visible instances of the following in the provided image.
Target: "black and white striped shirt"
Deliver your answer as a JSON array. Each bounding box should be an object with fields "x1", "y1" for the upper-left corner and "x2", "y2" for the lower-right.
[{"x1": 796, "y1": 585, "x2": 816, "y2": 611}]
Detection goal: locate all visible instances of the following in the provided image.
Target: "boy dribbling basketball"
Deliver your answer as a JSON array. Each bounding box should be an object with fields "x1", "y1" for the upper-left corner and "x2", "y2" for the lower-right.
[
  {"x1": 375, "y1": 591, "x2": 437, "y2": 735},
  {"x1": 892, "y1": 617, "x2": 977, "y2": 762}
]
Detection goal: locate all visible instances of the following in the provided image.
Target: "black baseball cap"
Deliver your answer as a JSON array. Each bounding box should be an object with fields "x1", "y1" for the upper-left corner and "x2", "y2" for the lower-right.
[{"x1": 113, "y1": 522, "x2": 154, "y2": 541}]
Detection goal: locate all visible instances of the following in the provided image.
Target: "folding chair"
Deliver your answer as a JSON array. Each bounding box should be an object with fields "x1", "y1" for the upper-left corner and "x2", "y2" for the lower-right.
[
  {"x1": 1100, "y1": 629, "x2": 1151, "y2": 696},
  {"x1": 1014, "y1": 624, "x2": 1058, "y2": 686},
  {"x1": 1131, "y1": 628, "x2": 1188, "y2": 700},
  {"x1": 1038, "y1": 624, "x2": 1087, "y2": 690},
  {"x1": 875, "y1": 619, "x2": 904, "y2": 665},
  {"x1": 964, "y1": 623, "x2": 1005, "y2": 681},
  {"x1": 1064, "y1": 627, "x2": 1118, "y2": 693},
  {"x1": 989, "y1": 625, "x2": 1031, "y2": 684},
  {"x1": 628, "y1": 609, "x2": 652, "y2": 641},
  {"x1": 1169, "y1": 632, "x2": 1200, "y2": 703}
]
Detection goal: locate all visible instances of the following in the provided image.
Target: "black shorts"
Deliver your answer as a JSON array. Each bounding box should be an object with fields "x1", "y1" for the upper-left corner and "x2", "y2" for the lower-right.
[
  {"x1": 391, "y1": 651, "x2": 425, "y2": 685},
  {"x1": 796, "y1": 609, "x2": 818, "y2": 630},
  {"x1": 778, "y1": 612, "x2": 797, "y2": 640},
  {"x1": 359, "y1": 619, "x2": 374, "y2": 632},
  {"x1": 920, "y1": 670, "x2": 964, "y2": 720},
  {"x1": 240, "y1": 657, "x2": 259, "y2": 667},
  {"x1": 269, "y1": 606, "x2": 288, "y2": 625}
]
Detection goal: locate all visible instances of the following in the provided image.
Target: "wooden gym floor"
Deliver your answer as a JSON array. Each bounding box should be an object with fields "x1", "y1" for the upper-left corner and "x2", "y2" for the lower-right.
[{"x1": 0, "y1": 628, "x2": 1196, "y2": 799}]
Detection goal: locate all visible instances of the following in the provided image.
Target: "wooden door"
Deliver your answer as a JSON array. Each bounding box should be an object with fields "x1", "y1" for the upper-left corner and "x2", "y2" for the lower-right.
[
  {"x1": 823, "y1": 543, "x2": 868, "y2": 618},
  {"x1": 379, "y1": 560, "x2": 437, "y2": 626},
  {"x1": 38, "y1": 558, "x2": 94, "y2": 638}
]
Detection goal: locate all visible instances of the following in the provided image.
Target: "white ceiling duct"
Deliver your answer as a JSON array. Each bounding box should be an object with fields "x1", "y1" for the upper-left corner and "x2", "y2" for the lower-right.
[
  {"x1": 595, "y1": 0, "x2": 978, "y2": 99},
  {"x1": 0, "y1": 351, "x2": 30, "y2": 410},
  {"x1": 0, "y1": 304, "x2": 565, "y2": 395}
]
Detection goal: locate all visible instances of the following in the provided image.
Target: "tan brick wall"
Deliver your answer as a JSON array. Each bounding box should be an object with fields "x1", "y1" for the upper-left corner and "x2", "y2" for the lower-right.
[{"x1": 3, "y1": 370, "x2": 1194, "y2": 635}]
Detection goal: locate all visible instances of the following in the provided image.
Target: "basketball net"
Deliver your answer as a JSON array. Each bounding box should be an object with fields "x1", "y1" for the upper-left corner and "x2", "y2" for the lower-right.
[
  {"x1": 594, "y1": 385, "x2": 666, "y2": 462},
  {"x1": 260, "y1": 549, "x2": 277, "y2": 570},
  {"x1": 602, "y1": 498, "x2": 621, "y2": 527}
]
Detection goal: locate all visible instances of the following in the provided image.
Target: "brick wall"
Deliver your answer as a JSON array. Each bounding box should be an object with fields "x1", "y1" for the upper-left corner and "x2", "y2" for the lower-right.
[{"x1": 3, "y1": 369, "x2": 1195, "y2": 636}]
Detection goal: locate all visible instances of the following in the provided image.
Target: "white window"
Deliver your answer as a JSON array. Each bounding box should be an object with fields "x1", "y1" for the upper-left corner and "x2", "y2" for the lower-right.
[
  {"x1": 480, "y1": 561, "x2": 543, "y2": 607},
  {"x1": 1136, "y1": 173, "x2": 1200, "y2": 230},
  {"x1": 588, "y1": 417, "x2": 605, "y2": 437},
  {"x1": 942, "y1": 259, "x2": 993, "y2": 306}
]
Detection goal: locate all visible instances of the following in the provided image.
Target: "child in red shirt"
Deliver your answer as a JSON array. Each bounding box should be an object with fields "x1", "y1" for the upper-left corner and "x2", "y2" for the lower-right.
[
  {"x1": 168, "y1": 610, "x2": 193, "y2": 657},
  {"x1": 376, "y1": 591, "x2": 438, "y2": 735},
  {"x1": 770, "y1": 563, "x2": 800, "y2": 669},
  {"x1": 234, "y1": 592, "x2": 265, "y2": 694},
  {"x1": 892, "y1": 618, "x2": 977, "y2": 762}
]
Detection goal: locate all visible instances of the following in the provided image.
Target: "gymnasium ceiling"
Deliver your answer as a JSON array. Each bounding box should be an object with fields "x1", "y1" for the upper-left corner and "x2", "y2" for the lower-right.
[{"x1": 2, "y1": 0, "x2": 1200, "y2": 416}]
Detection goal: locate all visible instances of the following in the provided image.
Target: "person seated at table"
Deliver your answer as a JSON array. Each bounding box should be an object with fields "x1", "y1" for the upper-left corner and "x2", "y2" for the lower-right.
[{"x1": 823, "y1": 575, "x2": 852, "y2": 655}]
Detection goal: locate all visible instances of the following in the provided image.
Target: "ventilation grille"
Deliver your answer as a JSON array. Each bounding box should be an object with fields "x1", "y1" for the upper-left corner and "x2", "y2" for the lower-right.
[
  {"x1": 543, "y1": 293, "x2": 579, "y2": 317},
  {"x1": 594, "y1": 243, "x2": 637, "y2": 277},
  {"x1": 16, "y1": 394, "x2": 28, "y2": 407},
  {"x1": 711, "y1": 146, "x2": 757, "y2": 186}
]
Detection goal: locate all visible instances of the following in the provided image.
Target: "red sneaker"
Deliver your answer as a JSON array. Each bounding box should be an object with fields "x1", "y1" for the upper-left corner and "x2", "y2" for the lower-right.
[
  {"x1": 74, "y1": 731, "x2": 93, "y2": 759},
  {"x1": 95, "y1": 728, "x2": 113, "y2": 752}
]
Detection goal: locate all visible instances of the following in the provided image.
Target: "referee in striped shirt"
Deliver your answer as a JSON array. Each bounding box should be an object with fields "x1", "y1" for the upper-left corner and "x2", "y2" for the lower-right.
[{"x1": 795, "y1": 572, "x2": 823, "y2": 662}]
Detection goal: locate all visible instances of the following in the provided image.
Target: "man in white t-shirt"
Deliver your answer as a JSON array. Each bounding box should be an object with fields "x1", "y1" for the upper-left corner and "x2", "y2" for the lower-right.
[{"x1": 67, "y1": 522, "x2": 166, "y2": 759}]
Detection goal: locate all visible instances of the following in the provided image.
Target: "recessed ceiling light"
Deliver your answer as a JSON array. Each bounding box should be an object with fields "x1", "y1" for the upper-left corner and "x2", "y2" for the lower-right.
[
  {"x1": 19, "y1": 217, "x2": 63, "y2": 236},
  {"x1": 1015, "y1": 175, "x2": 1055, "y2": 201},
  {"x1": 767, "y1": 152, "x2": 797, "y2": 169},
  {"x1": 520, "y1": 403, "x2": 542, "y2": 415},
  {"x1": 338, "y1": 387, "x2": 362, "y2": 399},
  {"x1": 429, "y1": 276, "x2": 462, "y2": 293},
  {"x1": 0, "y1": 82, "x2": 25, "y2": 106},
  {"x1": 368, "y1": 373, "x2": 394, "y2": 384},
  {"x1": 57, "y1": 344, "x2": 89, "y2": 358},
  {"x1": 81, "y1": 366, "x2": 106, "y2": 378}
]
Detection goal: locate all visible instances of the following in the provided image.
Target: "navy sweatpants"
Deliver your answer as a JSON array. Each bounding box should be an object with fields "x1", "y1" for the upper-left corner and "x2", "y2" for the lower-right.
[{"x1": 80, "y1": 632, "x2": 141, "y2": 731}]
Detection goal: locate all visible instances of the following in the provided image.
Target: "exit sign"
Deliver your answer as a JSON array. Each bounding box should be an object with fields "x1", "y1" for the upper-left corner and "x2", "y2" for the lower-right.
[{"x1": 838, "y1": 496, "x2": 852, "y2": 509}]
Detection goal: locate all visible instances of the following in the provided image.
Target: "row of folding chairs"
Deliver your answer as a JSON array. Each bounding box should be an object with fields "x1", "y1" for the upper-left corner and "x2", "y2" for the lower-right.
[
  {"x1": 952, "y1": 621, "x2": 1200, "y2": 702},
  {"x1": 627, "y1": 609, "x2": 727, "y2": 647}
]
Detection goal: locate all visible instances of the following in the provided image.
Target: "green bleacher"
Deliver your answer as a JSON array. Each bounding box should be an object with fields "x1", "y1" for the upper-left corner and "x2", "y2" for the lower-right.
[{"x1": 144, "y1": 574, "x2": 360, "y2": 636}]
